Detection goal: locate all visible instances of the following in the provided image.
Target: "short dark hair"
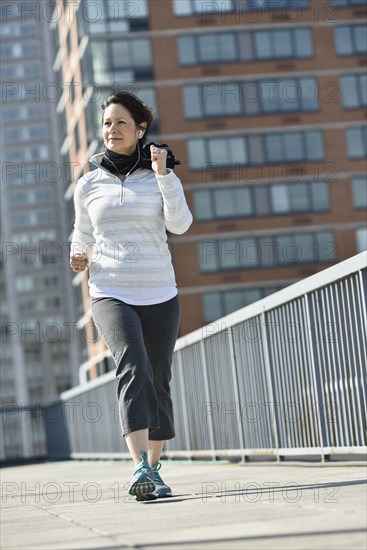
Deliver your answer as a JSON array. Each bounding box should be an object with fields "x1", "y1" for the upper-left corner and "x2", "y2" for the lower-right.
[{"x1": 101, "y1": 92, "x2": 154, "y2": 143}]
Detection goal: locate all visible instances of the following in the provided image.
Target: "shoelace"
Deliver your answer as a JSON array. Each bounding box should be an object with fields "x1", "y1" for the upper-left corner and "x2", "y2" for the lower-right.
[
  {"x1": 152, "y1": 462, "x2": 164, "y2": 484},
  {"x1": 134, "y1": 452, "x2": 152, "y2": 475}
]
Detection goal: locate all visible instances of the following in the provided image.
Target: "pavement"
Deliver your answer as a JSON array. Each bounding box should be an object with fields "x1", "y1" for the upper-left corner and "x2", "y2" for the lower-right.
[{"x1": 1, "y1": 459, "x2": 366, "y2": 550}]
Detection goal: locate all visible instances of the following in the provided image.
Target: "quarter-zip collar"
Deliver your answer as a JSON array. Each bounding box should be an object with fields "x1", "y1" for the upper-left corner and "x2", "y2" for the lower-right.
[{"x1": 89, "y1": 152, "x2": 130, "y2": 204}]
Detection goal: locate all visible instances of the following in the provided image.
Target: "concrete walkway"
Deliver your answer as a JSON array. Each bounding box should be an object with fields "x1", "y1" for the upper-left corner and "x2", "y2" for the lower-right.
[{"x1": 1, "y1": 459, "x2": 366, "y2": 549}]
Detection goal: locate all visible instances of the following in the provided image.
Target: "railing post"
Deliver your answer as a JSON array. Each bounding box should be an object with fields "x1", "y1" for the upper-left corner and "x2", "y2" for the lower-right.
[
  {"x1": 261, "y1": 312, "x2": 280, "y2": 459},
  {"x1": 176, "y1": 350, "x2": 192, "y2": 454},
  {"x1": 304, "y1": 293, "x2": 325, "y2": 460},
  {"x1": 200, "y1": 340, "x2": 216, "y2": 460},
  {"x1": 227, "y1": 327, "x2": 246, "y2": 463}
]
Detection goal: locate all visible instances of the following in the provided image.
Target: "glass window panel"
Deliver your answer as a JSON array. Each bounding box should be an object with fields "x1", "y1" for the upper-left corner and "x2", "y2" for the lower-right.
[
  {"x1": 295, "y1": 233, "x2": 314, "y2": 262},
  {"x1": 138, "y1": 87, "x2": 157, "y2": 114},
  {"x1": 273, "y1": 30, "x2": 292, "y2": 57},
  {"x1": 203, "y1": 293, "x2": 223, "y2": 322},
  {"x1": 243, "y1": 289, "x2": 262, "y2": 306},
  {"x1": 317, "y1": 231, "x2": 336, "y2": 261},
  {"x1": 271, "y1": 184, "x2": 290, "y2": 213},
  {"x1": 183, "y1": 86, "x2": 202, "y2": 119},
  {"x1": 360, "y1": 74, "x2": 367, "y2": 106},
  {"x1": 193, "y1": 190, "x2": 213, "y2": 220},
  {"x1": 188, "y1": 139, "x2": 206, "y2": 169},
  {"x1": 335, "y1": 26, "x2": 353, "y2": 55},
  {"x1": 346, "y1": 128, "x2": 365, "y2": 158},
  {"x1": 111, "y1": 41, "x2": 129, "y2": 67},
  {"x1": 284, "y1": 133, "x2": 303, "y2": 160},
  {"x1": 356, "y1": 227, "x2": 367, "y2": 253},
  {"x1": 204, "y1": 86, "x2": 224, "y2": 116},
  {"x1": 280, "y1": 79, "x2": 299, "y2": 112},
  {"x1": 91, "y1": 41, "x2": 109, "y2": 75},
  {"x1": 229, "y1": 137, "x2": 247, "y2": 164},
  {"x1": 131, "y1": 39, "x2": 151, "y2": 66},
  {"x1": 235, "y1": 187, "x2": 252, "y2": 216},
  {"x1": 173, "y1": 0, "x2": 192, "y2": 15},
  {"x1": 273, "y1": 234, "x2": 286, "y2": 264},
  {"x1": 277, "y1": 234, "x2": 297, "y2": 264},
  {"x1": 305, "y1": 131, "x2": 324, "y2": 160},
  {"x1": 223, "y1": 83, "x2": 242, "y2": 115},
  {"x1": 214, "y1": 189, "x2": 234, "y2": 217},
  {"x1": 311, "y1": 181, "x2": 329, "y2": 211},
  {"x1": 340, "y1": 75, "x2": 359, "y2": 108},
  {"x1": 259, "y1": 236, "x2": 277, "y2": 266},
  {"x1": 290, "y1": 182, "x2": 309, "y2": 211},
  {"x1": 240, "y1": 238, "x2": 260, "y2": 267},
  {"x1": 198, "y1": 35, "x2": 217, "y2": 62},
  {"x1": 299, "y1": 78, "x2": 318, "y2": 111},
  {"x1": 254, "y1": 186, "x2": 270, "y2": 215},
  {"x1": 132, "y1": 0, "x2": 148, "y2": 18},
  {"x1": 265, "y1": 134, "x2": 283, "y2": 162},
  {"x1": 110, "y1": 20, "x2": 128, "y2": 32},
  {"x1": 260, "y1": 81, "x2": 277, "y2": 113},
  {"x1": 224, "y1": 291, "x2": 246, "y2": 315},
  {"x1": 248, "y1": 135, "x2": 263, "y2": 162},
  {"x1": 200, "y1": 241, "x2": 218, "y2": 272},
  {"x1": 254, "y1": 31, "x2": 272, "y2": 59},
  {"x1": 354, "y1": 25, "x2": 367, "y2": 54},
  {"x1": 295, "y1": 28, "x2": 313, "y2": 58},
  {"x1": 178, "y1": 36, "x2": 196, "y2": 65},
  {"x1": 352, "y1": 176, "x2": 367, "y2": 208},
  {"x1": 220, "y1": 239, "x2": 240, "y2": 269},
  {"x1": 243, "y1": 83, "x2": 260, "y2": 115},
  {"x1": 194, "y1": 0, "x2": 207, "y2": 12},
  {"x1": 218, "y1": 33, "x2": 237, "y2": 60},
  {"x1": 208, "y1": 139, "x2": 228, "y2": 163},
  {"x1": 238, "y1": 32, "x2": 253, "y2": 60}
]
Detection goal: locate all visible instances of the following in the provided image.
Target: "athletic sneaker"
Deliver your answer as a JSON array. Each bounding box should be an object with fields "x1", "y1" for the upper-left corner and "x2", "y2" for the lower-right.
[
  {"x1": 128, "y1": 451, "x2": 157, "y2": 501},
  {"x1": 151, "y1": 461, "x2": 173, "y2": 498}
]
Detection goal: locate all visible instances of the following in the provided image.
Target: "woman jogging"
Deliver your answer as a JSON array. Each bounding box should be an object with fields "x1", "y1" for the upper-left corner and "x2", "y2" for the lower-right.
[{"x1": 69, "y1": 91, "x2": 192, "y2": 501}]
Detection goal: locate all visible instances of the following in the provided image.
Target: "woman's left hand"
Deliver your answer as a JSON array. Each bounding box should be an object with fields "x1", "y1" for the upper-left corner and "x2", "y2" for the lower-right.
[{"x1": 151, "y1": 145, "x2": 168, "y2": 176}]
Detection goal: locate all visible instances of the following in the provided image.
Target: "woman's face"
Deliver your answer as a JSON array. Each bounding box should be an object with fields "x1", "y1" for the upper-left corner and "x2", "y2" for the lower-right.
[{"x1": 103, "y1": 103, "x2": 145, "y2": 155}]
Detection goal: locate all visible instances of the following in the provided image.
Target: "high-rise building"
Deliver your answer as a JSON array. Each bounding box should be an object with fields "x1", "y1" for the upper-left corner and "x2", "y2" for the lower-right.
[
  {"x1": 54, "y1": 0, "x2": 366, "y2": 382},
  {"x1": 0, "y1": 0, "x2": 81, "y2": 459}
]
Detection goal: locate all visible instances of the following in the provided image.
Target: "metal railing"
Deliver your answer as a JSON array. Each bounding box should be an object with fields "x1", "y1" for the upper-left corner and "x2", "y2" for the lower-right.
[{"x1": 55, "y1": 252, "x2": 367, "y2": 461}]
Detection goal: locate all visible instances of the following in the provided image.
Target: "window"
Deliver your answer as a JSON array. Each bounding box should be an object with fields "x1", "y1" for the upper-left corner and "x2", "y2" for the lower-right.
[
  {"x1": 346, "y1": 127, "x2": 367, "y2": 159},
  {"x1": 173, "y1": 0, "x2": 308, "y2": 16},
  {"x1": 193, "y1": 180, "x2": 328, "y2": 221},
  {"x1": 331, "y1": 0, "x2": 366, "y2": 6},
  {"x1": 84, "y1": 0, "x2": 148, "y2": 34},
  {"x1": 178, "y1": 27, "x2": 312, "y2": 65},
  {"x1": 356, "y1": 227, "x2": 367, "y2": 253},
  {"x1": 91, "y1": 39, "x2": 152, "y2": 82},
  {"x1": 183, "y1": 78, "x2": 318, "y2": 119},
  {"x1": 352, "y1": 176, "x2": 367, "y2": 208},
  {"x1": 188, "y1": 130, "x2": 324, "y2": 169},
  {"x1": 334, "y1": 25, "x2": 367, "y2": 55},
  {"x1": 199, "y1": 230, "x2": 336, "y2": 272},
  {"x1": 340, "y1": 74, "x2": 367, "y2": 109},
  {"x1": 11, "y1": 210, "x2": 54, "y2": 227}
]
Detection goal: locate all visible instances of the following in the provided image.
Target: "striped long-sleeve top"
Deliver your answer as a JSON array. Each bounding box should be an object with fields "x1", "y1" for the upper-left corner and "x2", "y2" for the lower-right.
[{"x1": 70, "y1": 152, "x2": 193, "y2": 290}]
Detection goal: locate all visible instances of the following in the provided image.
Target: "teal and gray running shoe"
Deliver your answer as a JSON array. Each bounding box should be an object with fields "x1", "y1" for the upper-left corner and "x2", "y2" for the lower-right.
[
  {"x1": 128, "y1": 451, "x2": 157, "y2": 501},
  {"x1": 151, "y1": 461, "x2": 172, "y2": 498}
]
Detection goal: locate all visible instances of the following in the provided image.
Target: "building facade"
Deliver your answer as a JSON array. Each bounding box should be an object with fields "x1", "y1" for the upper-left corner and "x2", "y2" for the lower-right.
[
  {"x1": 0, "y1": 0, "x2": 81, "y2": 459},
  {"x1": 52, "y1": 0, "x2": 366, "y2": 381}
]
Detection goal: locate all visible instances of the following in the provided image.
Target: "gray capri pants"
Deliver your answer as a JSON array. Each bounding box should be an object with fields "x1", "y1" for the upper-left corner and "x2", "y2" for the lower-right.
[{"x1": 90, "y1": 294, "x2": 180, "y2": 440}]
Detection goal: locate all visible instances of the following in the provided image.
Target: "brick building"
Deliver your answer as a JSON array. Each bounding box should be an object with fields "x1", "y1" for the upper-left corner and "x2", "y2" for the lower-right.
[{"x1": 52, "y1": 0, "x2": 366, "y2": 381}]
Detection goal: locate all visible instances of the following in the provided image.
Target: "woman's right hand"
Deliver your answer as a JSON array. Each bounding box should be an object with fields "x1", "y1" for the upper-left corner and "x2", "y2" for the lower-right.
[{"x1": 70, "y1": 252, "x2": 89, "y2": 272}]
